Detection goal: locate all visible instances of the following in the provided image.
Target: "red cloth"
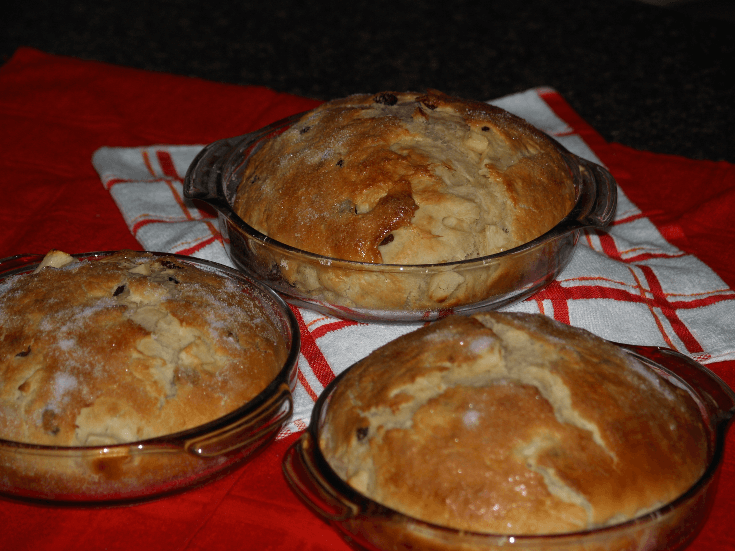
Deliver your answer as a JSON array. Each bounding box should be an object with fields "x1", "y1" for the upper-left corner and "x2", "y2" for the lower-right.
[{"x1": 1, "y1": 48, "x2": 733, "y2": 551}]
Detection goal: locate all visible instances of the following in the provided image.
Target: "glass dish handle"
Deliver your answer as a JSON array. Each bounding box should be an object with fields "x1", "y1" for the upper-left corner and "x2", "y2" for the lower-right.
[
  {"x1": 184, "y1": 112, "x2": 305, "y2": 204},
  {"x1": 544, "y1": 154, "x2": 618, "y2": 242},
  {"x1": 574, "y1": 156, "x2": 618, "y2": 229},
  {"x1": 282, "y1": 434, "x2": 360, "y2": 522},
  {"x1": 183, "y1": 135, "x2": 243, "y2": 204}
]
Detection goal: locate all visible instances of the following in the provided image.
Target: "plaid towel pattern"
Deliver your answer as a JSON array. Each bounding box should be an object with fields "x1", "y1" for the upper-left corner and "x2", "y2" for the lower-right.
[{"x1": 92, "y1": 88, "x2": 735, "y2": 435}]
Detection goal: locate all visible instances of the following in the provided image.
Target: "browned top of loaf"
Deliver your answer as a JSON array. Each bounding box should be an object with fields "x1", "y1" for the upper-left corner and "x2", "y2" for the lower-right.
[
  {"x1": 319, "y1": 312, "x2": 708, "y2": 535},
  {"x1": 234, "y1": 90, "x2": 576, "y2": 264},
  {"x1": 0, "y1": 250, "x2": 286, "y2": 446}
]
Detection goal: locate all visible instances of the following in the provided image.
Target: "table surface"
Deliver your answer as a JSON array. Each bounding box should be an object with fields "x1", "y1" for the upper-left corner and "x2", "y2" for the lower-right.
[
  {"x1": 1, "y1": 1, "x2": 734, "y2": 550},
  {"x1": 3, "y1": 0, "x2": 733, "y2": 163}
]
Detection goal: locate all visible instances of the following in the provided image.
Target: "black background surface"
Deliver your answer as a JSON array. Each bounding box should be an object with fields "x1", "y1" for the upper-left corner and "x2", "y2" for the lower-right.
[{"x1": 3, "y1": 0, "x2": 733, "y2": 162}]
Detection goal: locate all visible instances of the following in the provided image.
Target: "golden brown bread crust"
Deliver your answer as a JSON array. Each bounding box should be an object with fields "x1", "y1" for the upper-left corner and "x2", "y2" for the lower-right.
[
  {"x1": 0, "y1": 250, "x2": 287, "y2": 447},
  {"x1": 319, "y1": 312, "x2": 708, "y2": 535},
  {"x1": 234, "y1": 90, "x2": 576, "y2": 265}
]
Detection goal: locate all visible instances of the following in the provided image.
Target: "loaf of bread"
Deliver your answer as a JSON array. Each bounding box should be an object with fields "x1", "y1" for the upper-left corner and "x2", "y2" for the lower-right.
[
  {"x1": 0, "y1": 250, "x2": 288, "y2": 447},
  {"x1": 319, "y1": 312, "x2": 707, "y2": 535},
  {"x1": 235, "y1": 90, "x2": 575, "y2": 265}
]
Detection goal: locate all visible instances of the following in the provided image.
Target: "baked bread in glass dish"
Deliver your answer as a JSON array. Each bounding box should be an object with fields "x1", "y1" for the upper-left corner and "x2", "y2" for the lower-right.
[
  {"x1": 185, "y1": 90, "x2": 617, "y2": 322},
  {"x1": 0, "y1": 250, "x2": 299, "y2": 504},
  {"x1": 283, "y1": 312, "x2": 734, "y2": 551}
]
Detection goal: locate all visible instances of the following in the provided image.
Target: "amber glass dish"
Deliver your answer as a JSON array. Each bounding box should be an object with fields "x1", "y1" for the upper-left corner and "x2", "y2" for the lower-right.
[
  {"x1": 0, "y1": 251, "x2": 300, "y2": 505},
  {"x1": 282, "y1": 343, "x2": 734, "y2": 551},
  {"x1": 184, "y1": 113, "x2": 617, "y2": 322}
]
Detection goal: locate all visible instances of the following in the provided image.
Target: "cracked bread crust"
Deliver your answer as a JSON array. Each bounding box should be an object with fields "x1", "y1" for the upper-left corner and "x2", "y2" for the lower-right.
[
  {"x1": 0, "y1": 250, "x2": 287, "y2": 447},
  {"x1": 319, "y1": 312, "x2": 707, "y2": 535},
  {"x1": 234, "y1": 90, "x2": 575, "y2": 265}
]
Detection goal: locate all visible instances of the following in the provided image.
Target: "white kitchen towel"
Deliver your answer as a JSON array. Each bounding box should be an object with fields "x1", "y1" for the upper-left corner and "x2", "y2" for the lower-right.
[{"x1": 92, "y1": 87, "x2": 735, "y2": 436}]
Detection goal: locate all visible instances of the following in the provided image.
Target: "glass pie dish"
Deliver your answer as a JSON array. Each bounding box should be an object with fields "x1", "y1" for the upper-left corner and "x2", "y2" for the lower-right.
[
  {"x1": 183, "y1": 112, "x2": 617, "y2": 322},
  {"x1": 0, "y1": 251, "x2": 300, "y2": 505},
  {"x1": 282, "y1": 343, "x2": 735, "y2": 551}
]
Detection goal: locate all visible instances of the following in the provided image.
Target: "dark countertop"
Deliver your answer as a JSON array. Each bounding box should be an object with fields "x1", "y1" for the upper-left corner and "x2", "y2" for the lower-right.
[{"x1": 4, "y1": 0, "x2": 733, "y2": 162}]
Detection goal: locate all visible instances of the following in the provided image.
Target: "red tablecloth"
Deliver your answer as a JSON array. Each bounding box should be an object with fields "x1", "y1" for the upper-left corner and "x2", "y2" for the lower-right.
[{"x1": 1, "y1": 47, "x2": 734, "y2": 551}]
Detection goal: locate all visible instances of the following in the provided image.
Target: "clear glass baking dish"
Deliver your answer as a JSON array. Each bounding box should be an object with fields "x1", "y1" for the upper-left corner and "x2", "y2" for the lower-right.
[
  {"x1": 282, "y1": 343, "x2": 734, "y2": 551},
  {"x1": 183, "y1": 112, "x2": 617, "y2": 322},
  {"x1": 0, "y1": 251, "x2": 300, "y2": 505}
]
